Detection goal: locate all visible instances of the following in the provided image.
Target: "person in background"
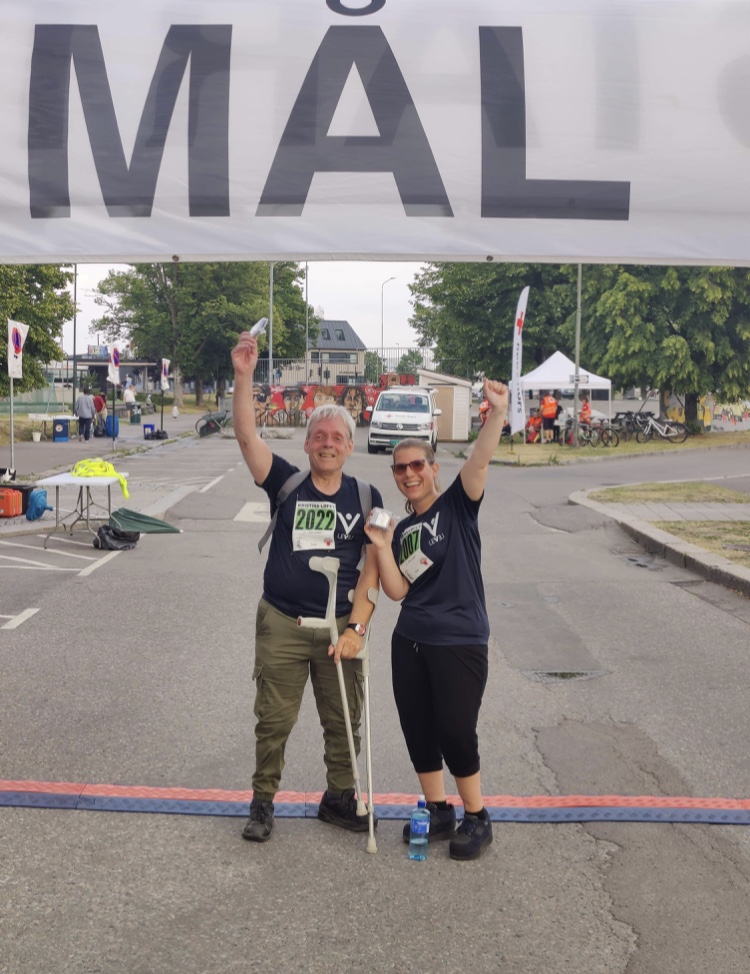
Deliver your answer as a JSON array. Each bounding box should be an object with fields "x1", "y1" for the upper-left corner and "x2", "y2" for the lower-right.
[
  {"x1": 123, "y1": 385, "x2": 137, "y2": 414},
  {"x1": 365, "y1": 378, "x2": 509, "y2": 862},
  {"x1": 93, "y1": 390, "x2": 108, "y2": 427},
  {"x1": 231, "y1": 329, "x2": 382, "y2": 844},
  {"x1": 579, "y1": 394, "x2": 591, "y2": 426},
  {"x1": 540, "y1": 390, "x2": 558, "y2": 443},
  {"x1": 525, "y1": 408, "x2": 542, "y2": 443},
  {"x1": 74, "y1": 386, "x2": 96, "y2": 442}
]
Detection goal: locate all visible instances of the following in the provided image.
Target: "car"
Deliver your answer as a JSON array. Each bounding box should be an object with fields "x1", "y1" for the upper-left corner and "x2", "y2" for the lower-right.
[{"x1": 367, "y1": 387, "x2": 442, "y2": 454}]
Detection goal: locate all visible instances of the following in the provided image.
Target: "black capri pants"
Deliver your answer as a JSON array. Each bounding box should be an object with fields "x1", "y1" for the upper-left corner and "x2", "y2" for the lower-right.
[{"x1": 391, "y1": 631, "x2": 488, "y2": 779}]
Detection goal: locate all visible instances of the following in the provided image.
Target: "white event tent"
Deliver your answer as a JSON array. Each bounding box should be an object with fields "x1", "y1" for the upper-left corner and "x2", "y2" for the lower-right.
[{"x1": 519, "y1": 351, "x2": 612, "y2": 419}]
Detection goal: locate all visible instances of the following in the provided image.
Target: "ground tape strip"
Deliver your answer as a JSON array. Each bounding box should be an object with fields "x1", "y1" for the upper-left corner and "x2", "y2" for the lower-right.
[{"x1": 1, "y1": 791, "x2": 749, "y2": 824}]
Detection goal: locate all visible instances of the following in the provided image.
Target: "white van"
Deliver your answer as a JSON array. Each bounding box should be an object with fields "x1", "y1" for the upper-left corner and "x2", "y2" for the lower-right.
[{"x1": 367, "y1": 387, "x2": 442, "y2": 454}]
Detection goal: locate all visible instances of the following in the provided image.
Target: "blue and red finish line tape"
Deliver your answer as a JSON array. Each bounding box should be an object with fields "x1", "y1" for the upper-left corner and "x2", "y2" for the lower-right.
[{"x1": 2, "y1": 781, "x2": 750, "y2": 825}]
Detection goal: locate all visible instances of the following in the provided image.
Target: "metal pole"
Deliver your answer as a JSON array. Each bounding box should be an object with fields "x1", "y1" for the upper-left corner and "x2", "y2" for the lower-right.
[
  {"x1": 9, "y1": 376, "x2": 15, "y2": 471},
  {"x1": 305, "y1": 261, "x2": 309, "y2": 384},
  {"x1": 72, "y1": 264, "x2": 78, "y2": 413},
  {"x1": 572, "y1": 264, "x2": 582, "y2": 448},
  {"x1": 380, "y1": 276, "x2": 395, "y2": 372},
  {"x1": 269, "y1": 262, "x2": 274, "y2": 385}
]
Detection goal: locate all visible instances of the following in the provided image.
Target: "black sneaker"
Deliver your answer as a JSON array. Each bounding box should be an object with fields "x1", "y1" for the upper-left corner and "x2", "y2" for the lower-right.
[
  {"x1": 401, "y1": 802, "x2": 456, "y2": 843},
  {"x1": 317, "y1": 789, "x2": 377, "y2": 832},
  {"x1": 242, "y1": 799, "x2": 275, "y2": 842},
  {"x1": 449, "y1": 812, "x2": 493, "y2": 860}
]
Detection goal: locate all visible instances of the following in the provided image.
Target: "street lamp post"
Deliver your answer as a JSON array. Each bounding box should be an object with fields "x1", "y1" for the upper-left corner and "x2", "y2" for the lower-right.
[{"x1": 380, "y1": 276, "x2": 395, "y2": 371}]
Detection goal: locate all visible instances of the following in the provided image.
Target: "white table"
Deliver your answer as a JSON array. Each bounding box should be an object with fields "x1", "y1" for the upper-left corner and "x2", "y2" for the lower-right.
[
  {"x1": 35, "y1": 472, "x2": 128, "y2": 547},
  {"x1": 27, "y1": 414, "x2": 79, "y2": 440}
]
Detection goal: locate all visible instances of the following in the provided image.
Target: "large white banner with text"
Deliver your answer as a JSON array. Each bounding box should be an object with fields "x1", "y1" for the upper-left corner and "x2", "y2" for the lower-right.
[{"x1": 0, "y1": 1, "x2": 748, "y2": 265}]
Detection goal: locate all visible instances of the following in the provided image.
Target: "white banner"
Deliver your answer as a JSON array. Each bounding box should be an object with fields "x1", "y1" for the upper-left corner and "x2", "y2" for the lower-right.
[
  {"x1": 0, "y1": 2, "x2": 748, "y2": 266},
  {"x1": 108, "y1": 347, "x2": 121, "y2": 386},
  {"x1": 509, "y1": 288, "x2": 528, "y2": 435},
  {"x1": 160, "y1": 359, "x2": 171, "y2": 392},
  {"x1": 7, "y1": 319, "x2": 29, "y2": 379}
]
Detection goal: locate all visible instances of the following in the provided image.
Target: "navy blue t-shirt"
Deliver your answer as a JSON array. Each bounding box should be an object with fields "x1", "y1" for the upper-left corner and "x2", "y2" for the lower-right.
[
  {"x1": 391, "y1": 475, "x2": 489, "y2": 646},
  {"x1": 259, "y1": 454, "x2": 382, "y2": 618}
]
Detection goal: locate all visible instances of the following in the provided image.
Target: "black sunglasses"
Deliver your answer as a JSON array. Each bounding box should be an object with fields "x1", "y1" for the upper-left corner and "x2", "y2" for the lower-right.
[{"x1": 391, "y1": 458, "x2": 429, "y2": 475}]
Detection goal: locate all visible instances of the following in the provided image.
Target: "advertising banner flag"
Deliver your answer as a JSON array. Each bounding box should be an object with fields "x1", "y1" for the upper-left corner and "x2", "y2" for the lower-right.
[
  {"x1": 509, "y1": 288, "x2": 529, "y2": 436},
  {"x1": 7, "y1": 319, "x2": 29, "y2": 379},
  {"x1": 108, "y1": 346, "x2": 121, "y2": 386},
  {"x1": 160, "y1": 358, "x2": 171, "y2": 391},
  {"x1": 0, "y1": 1, "x2": 747, "y2": 267}
]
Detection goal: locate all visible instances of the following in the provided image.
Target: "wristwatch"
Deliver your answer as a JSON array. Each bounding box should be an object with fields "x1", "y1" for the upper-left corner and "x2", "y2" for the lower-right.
[{"x1": 346, "y1": 622, "x2": 366, "y2": 637}]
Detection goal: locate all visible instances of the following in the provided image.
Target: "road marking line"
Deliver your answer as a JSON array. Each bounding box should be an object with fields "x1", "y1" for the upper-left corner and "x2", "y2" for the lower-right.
[
  {"x1": 199, "y1": 474, "x2": 225, "y2": 493},
  {"x1": 1, "y1": 608, "x2": 40, "y2": 630},
  {"x1": 234, "y1": 502, "x2": 270, "y2": 523},
  {"x1": 0, "y1": 541, "x2": 97, "y2": 561},
  {"x1": 78, "y1": 551, "x2": 120, "y2": 576},
  {"x1": 0, "y1": 554, "x2": 78, "y2": 571}
]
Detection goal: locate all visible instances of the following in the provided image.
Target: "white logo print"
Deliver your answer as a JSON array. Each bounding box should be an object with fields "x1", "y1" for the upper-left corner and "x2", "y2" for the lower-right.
[
  {"x1": 423, "y1": 512, "x2": 440, "y2": 539},
  {"x1": 337, "y1": 511, "x2": 361, "y2": 535}
]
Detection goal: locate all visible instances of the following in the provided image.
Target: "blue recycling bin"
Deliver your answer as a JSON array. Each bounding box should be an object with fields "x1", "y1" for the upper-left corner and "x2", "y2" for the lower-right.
[
  {"x1": 52, "y1": 419, "x2": 69, "y2": 442},
  {"x1": 105, "y1": 416, "x2": 120, "y2": 437}
]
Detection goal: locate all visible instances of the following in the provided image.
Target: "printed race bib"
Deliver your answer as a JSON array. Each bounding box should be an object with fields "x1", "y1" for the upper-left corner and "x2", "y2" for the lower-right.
[
  {"x1": 292, "y1": 500, "x2": 336, "y2": 550},
  {"x1": 399, "y1": 524, "x2": 433, "y2": 583}
]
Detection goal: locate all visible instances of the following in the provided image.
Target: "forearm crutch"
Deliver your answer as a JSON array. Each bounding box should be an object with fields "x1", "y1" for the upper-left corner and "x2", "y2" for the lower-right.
[{"x1": 297, "y1": 555, "x2": 377, "y2": 853}]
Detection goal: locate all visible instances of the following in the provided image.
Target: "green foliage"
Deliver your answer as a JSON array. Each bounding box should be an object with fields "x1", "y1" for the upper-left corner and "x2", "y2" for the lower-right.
[
  {"x1": 409, "y1": 263, "x2": 577, "y2": 379},
  {"x1": 395, "y1": 349, "x2": 425, "y2": 374},
  {"x1": 410, "y1": 262, "x2": 750, "y2": 403},
  {"x1": 364, "y1": 350, "x2": 384, "y2": 383},
  {"x1": 0, "y1": 264, "x2": 76, "y2": 396},
  {"x1": 92, "y1": 261, "x2": 316, "y2": 385}
]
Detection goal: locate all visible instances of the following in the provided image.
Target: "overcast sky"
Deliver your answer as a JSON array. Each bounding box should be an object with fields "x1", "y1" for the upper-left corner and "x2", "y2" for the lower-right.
[{"x1": 60, "y1": 261, "x2": 428, "y2": 356}]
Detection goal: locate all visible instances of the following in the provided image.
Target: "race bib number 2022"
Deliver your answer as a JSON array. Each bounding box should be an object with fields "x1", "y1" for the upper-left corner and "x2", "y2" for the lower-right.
[{"x1": 292, "y1": 500, "x2": 336, "y2": 551}]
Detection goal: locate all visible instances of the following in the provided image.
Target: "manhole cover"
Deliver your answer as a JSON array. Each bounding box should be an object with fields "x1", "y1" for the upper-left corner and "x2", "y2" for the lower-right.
[{"x1": 521, "y1": 670, "x2": 610, "y2": 684}]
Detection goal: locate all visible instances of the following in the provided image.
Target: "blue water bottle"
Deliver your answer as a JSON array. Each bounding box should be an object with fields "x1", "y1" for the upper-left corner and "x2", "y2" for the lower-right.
[{"x1": 408, "y1": 795, "x2": 430, "y2": 861}]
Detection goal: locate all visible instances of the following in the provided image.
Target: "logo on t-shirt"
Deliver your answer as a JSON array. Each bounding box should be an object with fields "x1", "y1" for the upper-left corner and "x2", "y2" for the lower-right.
[
  {"x1": 337, "y1": 511, "x2": 361, "y2": 537},
  {"x1": 423, "y1": 512, "x2": 445, "y2": 546}
]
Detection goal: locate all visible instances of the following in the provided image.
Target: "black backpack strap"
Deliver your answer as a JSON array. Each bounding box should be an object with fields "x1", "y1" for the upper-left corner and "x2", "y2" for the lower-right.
[{"x1": 257, "y1": 470, "x2": 310, "y2": 553}]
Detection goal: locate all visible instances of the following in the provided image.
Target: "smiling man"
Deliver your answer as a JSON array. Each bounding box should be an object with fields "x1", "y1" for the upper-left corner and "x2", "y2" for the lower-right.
[{"x1": 231, "y1": 330, "x2": 382, "y2": 844}]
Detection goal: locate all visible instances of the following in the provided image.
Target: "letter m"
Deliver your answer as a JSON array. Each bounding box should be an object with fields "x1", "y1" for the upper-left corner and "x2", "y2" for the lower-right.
[{"x1": 28, "y1": 25, "x2": 231, "y2": 218}]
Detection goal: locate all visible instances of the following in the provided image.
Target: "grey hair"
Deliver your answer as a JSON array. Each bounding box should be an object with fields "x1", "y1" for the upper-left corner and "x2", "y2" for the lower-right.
[{"x1": 306, "y1": 404, "x2": 356, "y2": 441}]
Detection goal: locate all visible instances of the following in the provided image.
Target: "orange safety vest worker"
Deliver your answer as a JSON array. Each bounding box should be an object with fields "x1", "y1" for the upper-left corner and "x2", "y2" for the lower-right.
[{"x1": 540, "y1": 395, "x2": 557, "y2": 418}]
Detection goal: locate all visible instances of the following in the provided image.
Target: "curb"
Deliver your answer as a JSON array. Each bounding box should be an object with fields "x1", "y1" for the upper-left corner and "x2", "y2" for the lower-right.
[{"x1": 570, "y1": 490, "x2": 750, "y2": 598}]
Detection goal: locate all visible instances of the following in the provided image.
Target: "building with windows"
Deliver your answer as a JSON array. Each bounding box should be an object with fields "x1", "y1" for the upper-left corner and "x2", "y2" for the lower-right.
[{"x1": 308, "y1": 320, "x2": 366, "y2": 384}]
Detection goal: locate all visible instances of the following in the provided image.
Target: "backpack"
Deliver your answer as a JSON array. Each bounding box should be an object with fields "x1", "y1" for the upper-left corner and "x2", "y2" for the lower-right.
[
  {"x1": 93, "y1": 418, "x2": 107, "y2": 437},
  {"x1": 93, "y1": 525, "x2": 141, "y2": 550},
  {"x1": 257, "y1": 470, "x2": 372, "y2": 557}
]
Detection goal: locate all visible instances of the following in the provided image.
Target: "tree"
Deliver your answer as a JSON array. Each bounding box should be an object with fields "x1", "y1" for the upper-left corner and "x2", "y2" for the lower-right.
[
  {"x1": 0, "y1": 265, "x2": 76, "y2": 397},
  {"x1": 93, "y1": 261, "x2": 314, "y2": 405},
  {"x1": 579, "y1": 266, "x2": 750, "y2": 422},
  {"x1": 396, "y1": 349, "x2": 426, "y2": 375},
  {"x1": 409, "y1": 263, "x2": 577, "y2": 380},
  {"x1": 410, "y1": 262, "x2": 750, "y2": 424},
  {"x1": 363, "y1": 351, "x2": 384, "y2": 384}
]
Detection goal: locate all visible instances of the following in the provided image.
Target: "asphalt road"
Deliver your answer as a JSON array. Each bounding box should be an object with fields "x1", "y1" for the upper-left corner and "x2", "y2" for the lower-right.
[{"x1": 2, "y1": 430, "x2": 750, "y2": 974}]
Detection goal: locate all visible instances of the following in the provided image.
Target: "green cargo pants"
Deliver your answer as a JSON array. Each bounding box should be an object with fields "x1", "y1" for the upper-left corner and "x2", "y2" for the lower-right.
[{"x1": 251, "y1": 599, "x2": 364, "y2": 801}]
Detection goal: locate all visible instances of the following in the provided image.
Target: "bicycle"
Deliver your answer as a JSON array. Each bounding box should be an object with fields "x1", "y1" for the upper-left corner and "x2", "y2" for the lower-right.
[
  {"x1": 592, "y1": 421, "x2": 620, "y2": 447},
  {"x1": 635, "y1": 415, "x2": 689, "y2": 443},
  {"x1": 562, "y1": 420, "x2": 601, "y2": 447}
]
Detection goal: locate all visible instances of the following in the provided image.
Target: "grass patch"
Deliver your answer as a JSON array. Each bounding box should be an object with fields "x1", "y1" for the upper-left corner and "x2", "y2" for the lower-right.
[
  {"x1": 653, "y1": 520, "x2": 750, "y2": 570},
  {"x1": 589, "y1": 482, "x2": 750, "y2": 504},
  {"x1": 491, "y1": 429, "x2": 750, "y2": 466}
]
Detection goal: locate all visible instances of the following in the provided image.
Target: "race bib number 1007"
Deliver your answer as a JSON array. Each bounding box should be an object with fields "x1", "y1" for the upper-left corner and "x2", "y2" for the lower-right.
[{"x1": 292, "y1": 500, "x2": 336, "y2": 551}]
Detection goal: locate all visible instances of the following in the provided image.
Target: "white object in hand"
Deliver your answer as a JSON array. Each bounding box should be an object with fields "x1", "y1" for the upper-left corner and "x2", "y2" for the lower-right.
[
  {"x1": 369, "y1": 507, "x2": 393, "y2": 530},
  {"x1": 249, "y1": 317, "x2": 268, "y2": 338}
]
